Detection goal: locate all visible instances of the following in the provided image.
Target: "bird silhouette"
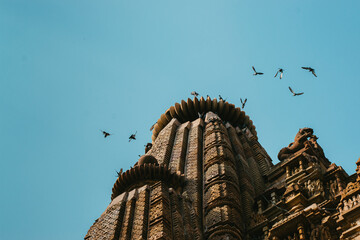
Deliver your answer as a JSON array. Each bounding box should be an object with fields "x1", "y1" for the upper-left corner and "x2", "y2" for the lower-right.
[
  {"x1": 129, "y1": 131, "x2": 137, "y2": 142},
  {"x1": 191, "y1": 91, "x2": 199, "y2": 97},
  {"x1": 302, "y1": 67, "x2": 317, "y2": 77},
  {"x1": 100, "y1": 130, "x2": 111, "y2": 138},
  {"x1": 116, "y1": 168, "x2": 123, "y2": 177},
  {"x1": 145, "y1": 143, "x2": 153, "y2": 153},
  {"x1": 240, "y1": 98, "x2": 247, "y2": 109},
  {"x1": 289, "y1": 87, "x2": 304, "y2": 96},
  {"x1": 252, "y1": 66, "x2": 264, "y2": 76},
  {"x1": 274, "y1": 68, "x2": 284, "y2": 79},
  {"x1": 218, "y1": 95, "x2": 227, "y2": 102}
]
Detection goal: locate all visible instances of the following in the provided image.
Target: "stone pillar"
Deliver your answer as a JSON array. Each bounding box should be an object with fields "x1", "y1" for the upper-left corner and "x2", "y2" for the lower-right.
[
  {"x1": 257, "y1": 200, "x2": 263, "y2": 214},
  {"x1": 286, "y1": 166, "x2": 290, "y2": 178},
  {"x1": 335, "y1": 173, "x2": 344, "y2": 192},
  {"x1": 271, "y1": 192, "x2": 277, "y2": 203},
  {"x1": 297, "y1": 223, "x2": 305, "y2": 240},
  {"x1": 263, "y1": 226, "x2": 269, "y2": 240},
  {"x1": 299, "y1": 160, "x2": 303, "y2": 170}
]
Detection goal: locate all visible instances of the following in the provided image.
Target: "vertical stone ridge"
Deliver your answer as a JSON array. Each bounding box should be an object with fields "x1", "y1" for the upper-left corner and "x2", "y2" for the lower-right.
[
  {"x1": 181, "y1": 194, "x2": 197, "y2": 240},
  {"x1": 148, "y1": 182, "x2": 172, "y2": 240},
  {"x1": 112, "y1": 193, "x2": 128, "y2": 240},
  {"x1": 169, "y1": 121, "x2": 191, "y2": 174},
  {"x1": 186, "y1": 197, "x2": 202, "y2": 240},
  {"x1": 169, "y1": 189, "x2": 185, "y2": 240},
  {"x1": 226, "y1": 124, "x2": 256, "y2": 223},
  {"x1": 130, "y1": 185, "x2": 150, "y2": 240},
  {"x1": 237, "y1": 129, "x2": 264, "y2": 196},
  {"x1": 183, "y1": 118, "x2": 204, "y2": 239},
  {"x1": 147, "y1": 118, "x2": 181, "y2": 166},
  {"x1": 85, "y1": 192, "x2": 128, "y2": 240},
  {"x1": 203, "y1": 113, "x2": 243, "y2": 240},
  {"x1": 119, "y1": 189, "x2": 137, "y2": 240},
  {"x1": 249, "y1": 135, "x2": 272, "y2": 174}
]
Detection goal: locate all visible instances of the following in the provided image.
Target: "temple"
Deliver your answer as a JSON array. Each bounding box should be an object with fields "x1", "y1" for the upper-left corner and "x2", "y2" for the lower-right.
[{"x1": 85, "y1": 97, "x2": 360, "y2": 240}]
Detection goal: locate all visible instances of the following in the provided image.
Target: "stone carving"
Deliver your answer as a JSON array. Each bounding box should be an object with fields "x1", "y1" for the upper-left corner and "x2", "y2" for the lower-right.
[
  {"x1": 291, "y1": 166, "x2": 300, "y2": 176},
  {"x1": 308, "y1": 135, "x2": 326, "y2": 159},
  {"x1": 304, "y1": 179, "x2": 324, "y2": 198},
  {"x1": 340, "y1": 193, "x2": 360, "y2": 212},
  {"x1": 303, "y1": 152, "x2": 318, "y2": 165},
  {"x1": 278, "y1": 128, "x2": 314, "y2": 161},
  {"x1": 329, "y1": 179, "x2": 338, "y2": 198},
  {"x1": 310, "y1": 224, "x2": 330, "y2": 240},
  {"x1": 249, "y1": 212, "x2": 266, "y2": 227},
  {"x1": 285, "y1": 233, "x2": 299, "y2": 240}
]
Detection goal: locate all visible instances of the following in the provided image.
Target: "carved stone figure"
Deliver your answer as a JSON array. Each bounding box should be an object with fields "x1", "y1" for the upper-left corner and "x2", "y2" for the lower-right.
[
  {"x1": 309, "y1": 135, "x2": 326, "y2": 159},
  {"x1": 307, "y1": 180, "x2": 315, "y2": 197},
  {"x1": 310, "y1": 224, "x2": 319, "y2": 240},
  {"x1": 314, "y1": 179, "x2": 324, "y2": 196},
  {"x1": 329, "y1": 179, "x2": 338, "y2": 197},
  {"x1": 278, "y1": 128, "x2": 314, "y2": 161},
  {"x1": 321, "y1": 226, "x2": 331, "y2": 240}
]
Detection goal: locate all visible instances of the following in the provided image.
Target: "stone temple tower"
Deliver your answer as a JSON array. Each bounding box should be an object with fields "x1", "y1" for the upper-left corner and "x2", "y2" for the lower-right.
[{"x1": 85, "y1": 97, "x2": 360, "y2": 240}]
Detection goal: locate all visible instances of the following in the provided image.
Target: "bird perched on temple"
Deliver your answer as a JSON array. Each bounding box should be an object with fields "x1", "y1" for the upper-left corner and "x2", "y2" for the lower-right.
[
  {"x1": 100, "y1": 130, "x2": 111, "y2": 138},
  {"x1": 289, "y1": 87, "x2": 304, "y2": 96},
  {"x1": 252, "y1": 66, "x2": 264, "y2": 76},
  {"x1": 191, "y1": 91, "x2": 199, "y2": 97},
  {"x1": 240, "y1": 98, "x2": 247, "y2": 109},
  {"x1": 150, "y1": 123, "x2": 156, "y2": 131},
  {"x1": 129, "y1": 131, "x2": 137, "y2": 142},
  {"x1": 145, "y1": 143, "x2": 152, "y2": 153},
  {"x1": 115, "y1": 168, "x2": 123, "y2": 177},
  {"x1": 274, "y1": 68, "x2": 284, "y2": 79},
  {"x1": 302, "y1": 67, "x2": 317, "y2": 77},
  {"x1": 218, "y1": 95, "x2": 227, "y2": 101}
]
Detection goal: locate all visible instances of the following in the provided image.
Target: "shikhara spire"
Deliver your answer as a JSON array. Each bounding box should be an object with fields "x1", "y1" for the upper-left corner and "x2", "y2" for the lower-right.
[{"x1": 86, "y1": 97, "x2": 359, "y2": 240}]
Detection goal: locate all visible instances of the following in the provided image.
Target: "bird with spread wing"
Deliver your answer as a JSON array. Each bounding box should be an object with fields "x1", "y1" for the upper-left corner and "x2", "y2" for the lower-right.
[
  {"x1": 302, "y1": 67, "x2": 317, "y2": 77},
  {"x1": 274, "y1": 68, "x2": 284, "y2": 79},
  {"x1": 100, "y1": 130, "x2": 111, "y2": 138},
  {"x1": 252, "y1": 66, "x2": 264, "y2": 76},
  {"x1": 240, "y1": 98, "x2": 247, "y2": 109},
  {"x1": 191, "y1": 91, "x2": 199, "y2": 97},
  {"x1": 129, "y1": 131, "x2": 137, "y2": 142},
  {"x1": 289, "y1": 87, "x2": 304, "y2": 96}
]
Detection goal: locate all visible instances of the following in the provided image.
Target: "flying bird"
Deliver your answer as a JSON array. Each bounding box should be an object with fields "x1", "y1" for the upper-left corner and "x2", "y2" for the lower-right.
[
  {"x1": 240, "y1": 98, "x2": 247, "y2": 109},
  {"x1": 302, "y1": 67, "x2": 317, "y2": 77},
  {"x1": 191, "y1": 91, "x2": 199, "y2": 97},
  {"x1": 288, "y1": 87, "x2": 304, "y2": 96},
  {"x1": 252, "y1": 66, "x2": 264, "y2": 76},
  {"x1": 274, "y1": 68, "x2": 284, "y2": 79},
  {"x1": 129, "y1": 131, "x2": 137, "y2": 142},
  {"x1": 100, "y1": 130, "x2": 111, "y2": 138}
]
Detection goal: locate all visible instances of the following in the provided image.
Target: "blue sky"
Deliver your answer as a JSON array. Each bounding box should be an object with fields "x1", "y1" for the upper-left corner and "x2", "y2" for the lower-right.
[{"x1": 1, "y1": 0, "x2": 359, "y2": 239}]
